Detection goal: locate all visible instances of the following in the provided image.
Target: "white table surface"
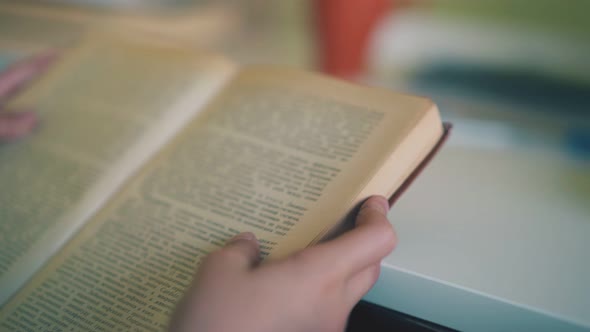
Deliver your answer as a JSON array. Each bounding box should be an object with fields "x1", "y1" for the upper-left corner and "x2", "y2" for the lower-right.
[{"x1": 366, "y1": 133, "x2": 590, "y2": 331}]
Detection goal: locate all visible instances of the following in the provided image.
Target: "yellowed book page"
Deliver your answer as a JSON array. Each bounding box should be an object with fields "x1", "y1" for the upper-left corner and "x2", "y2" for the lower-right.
[
  {"x1": 0, "y1": 38, "x2": 235, "y2": 305},
  {"x1": 206, "y1": 67, "x2": 442, "y2": 258},
  {"x1": 0, "y1": 66, "x2": 440, "y2": 330}
]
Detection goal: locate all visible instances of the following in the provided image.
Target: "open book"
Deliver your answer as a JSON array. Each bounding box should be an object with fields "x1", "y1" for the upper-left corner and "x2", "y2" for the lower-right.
[{"x1": 0, "y1": 36, "x2": 447, "y2": 330}]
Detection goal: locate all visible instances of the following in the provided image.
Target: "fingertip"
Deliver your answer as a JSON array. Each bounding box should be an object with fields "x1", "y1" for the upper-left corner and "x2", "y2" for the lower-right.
[
  {"x1": 206, "y1": 232, "x2": 261, "y2": 271},
  {"x1": 356, "y1": 196, "x2": 397, "y2": 254},
  {"x1": 228, "y1": 232, "x2": 257, "y2": 245},
  {"x1": 361, "y1": 196, "x2": 390, "y2": 216},
  {"x1": 356, "y1": 196, "x2": 390, "y2": 229},
  {"x1": 226, "y1": 232, "x2": 260, "y2": 258}
]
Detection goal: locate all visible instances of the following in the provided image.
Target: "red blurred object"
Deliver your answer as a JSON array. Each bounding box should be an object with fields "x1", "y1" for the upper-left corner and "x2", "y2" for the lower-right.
[{"x1": 314, "y1": 0, "x2": 391, "y2": 79}]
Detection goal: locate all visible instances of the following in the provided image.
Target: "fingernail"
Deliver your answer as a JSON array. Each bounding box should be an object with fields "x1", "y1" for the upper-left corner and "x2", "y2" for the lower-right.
[
  {"x1": 364, "y1": 196, "x2": 389, "y2": 215},
  {"x1": 229, "y1": 232, "x2": 257, "y2": 244}
]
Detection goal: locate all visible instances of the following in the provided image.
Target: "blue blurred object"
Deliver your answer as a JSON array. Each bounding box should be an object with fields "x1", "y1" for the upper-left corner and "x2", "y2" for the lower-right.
[
  {"x1": 566, "y1": 127, "x2": 590, "y2": 160},
  {"x1": 412, "y1": 63, "x2": 590, "y2": 116},
  {"x1": 408, "y1": 62, "x2": 590, "y2": 160}
]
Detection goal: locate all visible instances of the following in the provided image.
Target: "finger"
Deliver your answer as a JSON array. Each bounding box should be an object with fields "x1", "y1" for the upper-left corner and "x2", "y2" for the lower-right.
[
  {"x1": 205, "y1": 232, "x2": 261, "y2": 272},
  {"x1": 0, "y1": 111, "x2": 38, "y2": 141},
  {"x1": 345, "y1": 263, "x2": 381, "y2": 306},
  {"x1": 308, "y1": 196, "x2": 396, "y2": 278},
  {"x1": 0, "y1": 51, "x2": 58, "y2": 100}
]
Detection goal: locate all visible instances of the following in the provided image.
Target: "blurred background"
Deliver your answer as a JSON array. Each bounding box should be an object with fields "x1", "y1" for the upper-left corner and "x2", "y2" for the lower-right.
[
  {"x1": 1, "y1": 0, "x2": 587, "y2": 158},
  {"x1": 0, "y1": 0, "x2": 588, "y2": 330}
]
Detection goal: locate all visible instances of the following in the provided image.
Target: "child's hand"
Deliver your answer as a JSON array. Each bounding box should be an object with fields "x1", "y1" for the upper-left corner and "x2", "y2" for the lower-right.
[
  {"x1": 171, "y1": 195, "x2": 396, "y2": 332},
  {"x1": 0, "y1": 52, "x2": 57, "y2": 141}
]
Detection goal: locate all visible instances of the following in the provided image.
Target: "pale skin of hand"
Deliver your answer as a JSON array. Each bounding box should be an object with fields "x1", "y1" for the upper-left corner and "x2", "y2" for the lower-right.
[
  {"x1": 0, "y1": 52, "x2": 57, "y2": 141},
  {"x1": 170, "y1": 195, "x2": 397, "y2": 332}
]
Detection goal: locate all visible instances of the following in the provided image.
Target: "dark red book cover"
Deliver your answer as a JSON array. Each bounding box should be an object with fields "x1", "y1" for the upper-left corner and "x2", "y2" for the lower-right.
[{"x1": 389, "y1": 122, "x2": 452, "y2": 206}]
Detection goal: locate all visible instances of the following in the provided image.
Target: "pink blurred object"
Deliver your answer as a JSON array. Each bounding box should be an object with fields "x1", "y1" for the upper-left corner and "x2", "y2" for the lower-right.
[{"x1": 314, "y1": 0, "x2": 392, "y2": 79}]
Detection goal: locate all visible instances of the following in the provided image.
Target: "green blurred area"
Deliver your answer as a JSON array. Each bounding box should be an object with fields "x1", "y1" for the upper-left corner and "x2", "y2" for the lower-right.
[{"x1": 428, "y1": 0, "x2": 590, "y2": 41}]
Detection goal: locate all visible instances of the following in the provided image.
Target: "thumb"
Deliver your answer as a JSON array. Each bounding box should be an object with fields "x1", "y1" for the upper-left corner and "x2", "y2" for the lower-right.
[{"x1": 211, "y1": 232, "x2": 260, "y2": 271}]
